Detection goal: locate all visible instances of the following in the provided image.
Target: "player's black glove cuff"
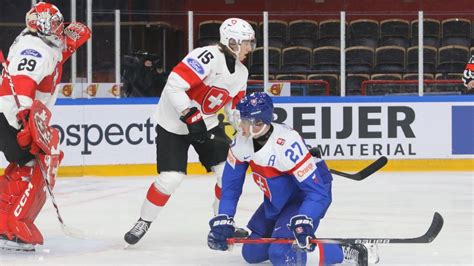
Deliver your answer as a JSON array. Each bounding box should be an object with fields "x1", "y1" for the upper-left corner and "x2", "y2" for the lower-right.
[{"x1": 180, "y1": 107, "x2": 209, "y2": 144}]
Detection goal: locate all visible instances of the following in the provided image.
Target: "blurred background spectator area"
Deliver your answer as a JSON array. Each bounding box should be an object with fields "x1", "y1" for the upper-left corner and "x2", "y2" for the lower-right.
[{"x1": 0, "y1": 0, "x2": 473, "y2": 96}]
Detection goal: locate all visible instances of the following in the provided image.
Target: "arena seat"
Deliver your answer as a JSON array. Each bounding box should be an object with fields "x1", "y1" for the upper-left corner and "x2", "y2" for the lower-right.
[
  {"x1": 349, "y1": 19, "x2": 379, "y2": 48},
  {"x1": 403, "y1": 73, "x2": 434, "y2": 80},
  {"x1": 281, "y1": 46, "x2": 312, "y2": 72},
  {"x1": 441, "y1": 18, "x2": 471, "y2": 47},
  {"x1": 374, "y1": 46, "x2": 406, "y2": 73},
  {"x1": 407, "y1": 46, "x2": 437, "y2": 73},
  {"x1": 312, "y1": 46, "x2": 340, "y2": 72},
  {"x1": 197, "y1": 20, "x2": 222, "y2": 46},
  {"x1": 437, "y1": 45, "x2": 469, "y2": 72},
  {"x1": 288, "y1": 19, "x2": 318, "y2": 49},
  {"x1": 380, "y1": 19, "x2": 410, "y2": 48},
  {"x1": 258, "y1": 20, "x2": 288, "y2": 49},
  {"x1": 346, "y1": 73, "x2": 369, "y2": 95},
  {"x1": 411, "y1": 18, "x2": 440, "y2": 47},
  {"x1": 308, "y1": 73, "x2": 339, "y2": 95},
  {"x1": 319, "y1": 19, "x2": 347, "y2": 47},
  {"x1": 345, "y1": 46, "x2": 374, "y2": 73},
  {"x1": 250, "y1": 46, "x2": 281, "y2": 74}
]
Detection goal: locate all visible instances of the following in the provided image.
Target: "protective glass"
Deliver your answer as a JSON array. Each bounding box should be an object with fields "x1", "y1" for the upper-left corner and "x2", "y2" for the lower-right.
[
  {"x1": 239, "y1": 117, "x2": 264, "y2": 127},
  {"x1": 242, "y1": 39, "x2": 257, "y2": 51}
]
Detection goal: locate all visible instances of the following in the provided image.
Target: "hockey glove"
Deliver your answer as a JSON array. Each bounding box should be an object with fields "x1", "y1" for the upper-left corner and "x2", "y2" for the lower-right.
[
  {"x1": 208, "y1": 214, "x2": 235, "y2": 251},
  {"x1": 308, "y1": 146, "x2": 322, "y2": 158},
  {"x1": 288, "y1": 215, "x2": 317, "y2": 252},
  {"x1": 63, "y1": 22, "x2": 92, "y2": 61},
  {"x1": 180, "y1": 107, "x2": 209, "y2": 144},
  {"x1": 16, "y1": 109, "x2": 40, "y2": 155}
]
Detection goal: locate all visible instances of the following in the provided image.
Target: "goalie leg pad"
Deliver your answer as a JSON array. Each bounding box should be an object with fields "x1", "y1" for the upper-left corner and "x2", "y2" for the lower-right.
[
  {"x1": 0, "y1": 164, "x2": 32, "y2": 238},
  {"x1": 5, "y1": 163, "x2": 47, "y2": 245},
  {"x1": 11, "y1": 165, "x2": 47, "y2": 221}
]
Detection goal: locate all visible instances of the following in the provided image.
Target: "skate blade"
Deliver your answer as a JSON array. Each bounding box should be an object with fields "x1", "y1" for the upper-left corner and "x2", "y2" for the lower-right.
[{"x1": 0, "y1": 245, "x2": 35, "y2": 252}]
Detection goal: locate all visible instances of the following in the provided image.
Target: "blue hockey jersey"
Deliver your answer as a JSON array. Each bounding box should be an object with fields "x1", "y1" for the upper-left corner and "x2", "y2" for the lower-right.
[{"x1": 219, "y1": 123, "x2": 332, "y2": 222}]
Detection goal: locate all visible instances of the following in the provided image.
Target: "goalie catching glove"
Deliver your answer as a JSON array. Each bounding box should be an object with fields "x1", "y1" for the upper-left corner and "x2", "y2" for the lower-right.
[{"x1": 62, "y1": 22, "x2": 91, "y2": 61}]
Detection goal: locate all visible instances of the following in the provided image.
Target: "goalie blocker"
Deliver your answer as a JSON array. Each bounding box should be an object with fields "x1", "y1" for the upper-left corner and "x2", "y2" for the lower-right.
[{"x1": 0, "y1": 101, "x2": 63, "y2": 250}]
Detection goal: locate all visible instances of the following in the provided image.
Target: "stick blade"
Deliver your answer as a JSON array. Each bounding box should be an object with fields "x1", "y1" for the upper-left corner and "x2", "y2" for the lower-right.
[
  {"x1": 330, "y1": 156, "x2": 388, "y2": 181},
  {"x1": 62, "y1": 224, "x2": 88, "y2": 239},
  {"x1": 355, "y1": 156, "x2": 388, "y2": 180},
  {"x1": 422, "y1": 212, "x2": 444, "y2": 243}
]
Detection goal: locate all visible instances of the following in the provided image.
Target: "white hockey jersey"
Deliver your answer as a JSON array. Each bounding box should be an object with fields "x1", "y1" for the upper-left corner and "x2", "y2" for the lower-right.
[
  {"x1": 0, "y1": 30, "x2": 63, "y2": 129},
  {"x1": 221, "y1": 123, "x2": 332, "y2": 220},
  {"x1": 153, "y1": 45, "x2": 248, "y2": 135}
]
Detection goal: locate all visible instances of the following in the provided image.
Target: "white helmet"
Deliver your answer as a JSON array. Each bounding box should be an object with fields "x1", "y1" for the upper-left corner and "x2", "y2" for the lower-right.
[{"x1": 219, "y1": 18, "x2": 256, "y2": 55}]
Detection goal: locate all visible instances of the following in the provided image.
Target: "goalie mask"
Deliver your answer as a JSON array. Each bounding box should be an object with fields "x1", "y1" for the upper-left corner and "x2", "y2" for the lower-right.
[
  {"x1": 220, "y1": 18, "x2": 256, "y2": 58},
  {"x1": 236, "y1": 92, "x2": 274, "y2": 138},
  {"x1": 25, "y1": 2, "x2": 65, "y2": 48}
]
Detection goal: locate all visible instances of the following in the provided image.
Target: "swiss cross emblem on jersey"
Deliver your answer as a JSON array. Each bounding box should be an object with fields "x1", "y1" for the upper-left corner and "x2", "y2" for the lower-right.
[
  {"x1": 201, "y1": 86, "x2": 230, "y2": 114},
  {"x1": 252, "y1": 172, "x2": 272, "y2": 200},
  {"x1": 277, "y1": 138, "x2": 285, "y2": 145}
]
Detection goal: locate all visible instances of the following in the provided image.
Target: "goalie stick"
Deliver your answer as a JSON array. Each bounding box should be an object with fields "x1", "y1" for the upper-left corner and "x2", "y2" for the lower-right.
[
  {"x1": 0, "y1": 50, "x2": 85, "y2": 239},
  {"x1": 227, "y1": 212, "x2": 444, "y2": 245}
]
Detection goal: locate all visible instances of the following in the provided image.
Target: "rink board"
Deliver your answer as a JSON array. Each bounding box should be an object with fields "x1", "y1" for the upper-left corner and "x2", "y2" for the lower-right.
[{"x1": 0, "y1": 96, "x2": 473, "y2": 176}]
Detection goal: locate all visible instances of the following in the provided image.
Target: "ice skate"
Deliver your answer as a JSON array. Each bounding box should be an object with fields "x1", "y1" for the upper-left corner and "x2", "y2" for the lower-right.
[
  {"x1": 0, "y1": 235, "x2": 35, "y2": 252},
  {"x1": 341, "y1": 243, "x2": 368, "y2": 265},
  {"x1": 124, "y1": 218, "x2": 151, "y2": 246},
  {"x1": 234, "y1": 226, "x2": 249, "y2": 238},
  {"x1": 365, "y1": 243, "x2": 380, "y2": 264},
  {"x1": 341, "y1": 243, "x2": 379, "y2": 265}
]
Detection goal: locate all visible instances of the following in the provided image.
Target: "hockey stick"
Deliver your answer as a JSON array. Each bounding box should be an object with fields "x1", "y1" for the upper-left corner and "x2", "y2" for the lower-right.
[
  {"x1": 0, "y1": 50, "x2": 85, "y2": 239},
  {"x1": 212, "y1": 135, "x2": 386, "y2": 181},
  {"x1": 227, "y1": 212, "x2": 443, "y2": 245},
  {"x1": 329, "y1": 156, "x2": 388, "y2": 181}
]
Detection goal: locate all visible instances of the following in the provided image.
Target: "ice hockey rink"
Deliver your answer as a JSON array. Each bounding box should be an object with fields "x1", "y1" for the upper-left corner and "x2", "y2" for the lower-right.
[{"x1": 0, "y1": 171, "x2": 472, "y2": 265}]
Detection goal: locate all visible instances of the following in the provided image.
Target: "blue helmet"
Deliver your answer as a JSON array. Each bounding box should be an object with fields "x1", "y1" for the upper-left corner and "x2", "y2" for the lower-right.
[{"x1": 236, "y1": 92, "x2": 274, "y2": 125}]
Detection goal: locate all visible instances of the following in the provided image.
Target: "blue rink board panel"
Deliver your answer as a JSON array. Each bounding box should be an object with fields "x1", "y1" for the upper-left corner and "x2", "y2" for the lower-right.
[{"x1": 452, "y1": 105, "x2": 474, "y2": 155}]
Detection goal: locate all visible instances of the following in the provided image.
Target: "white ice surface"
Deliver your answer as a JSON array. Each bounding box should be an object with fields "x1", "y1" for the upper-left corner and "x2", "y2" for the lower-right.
[{"x1": 0, "y1": 172, "x2": 472, "y2": 265}]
